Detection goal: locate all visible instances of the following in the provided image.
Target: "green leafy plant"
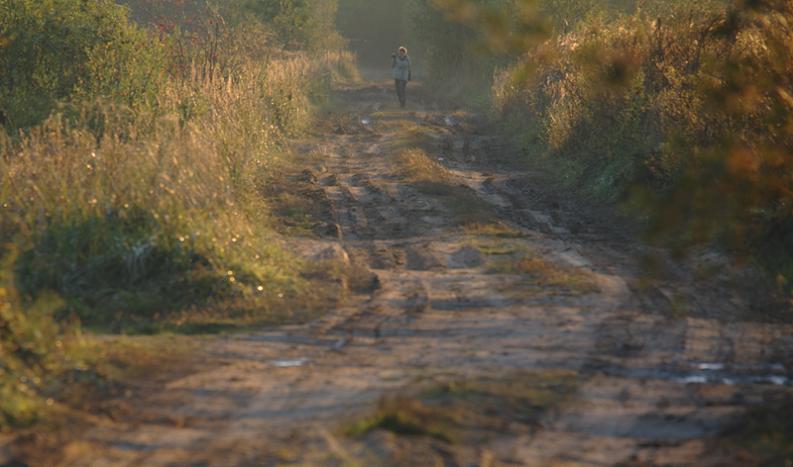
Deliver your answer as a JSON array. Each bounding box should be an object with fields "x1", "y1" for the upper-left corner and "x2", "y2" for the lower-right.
[
  {"x1": 0, "y1": 0, "x2": 165, "y2": 130},
  {"x1": 231, "y1": 0, "x2": 344, "y2": 51},
  {"x1": 0, "y1": 249, "x2": 63, "y2": 429}
]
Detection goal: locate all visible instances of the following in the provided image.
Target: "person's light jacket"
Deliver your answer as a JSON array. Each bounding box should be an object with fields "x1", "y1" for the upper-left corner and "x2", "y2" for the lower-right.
[{"x1": 392, "y1": 56, "x2": 411, "y2": 81}]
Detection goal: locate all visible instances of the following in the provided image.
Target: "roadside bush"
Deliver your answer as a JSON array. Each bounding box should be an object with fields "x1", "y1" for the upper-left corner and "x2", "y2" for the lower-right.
[
  {"x1": 411, "y1": 0, "x2": 520, "y2": 106},
  {"x1": 14, "y1": 209, "x2": 224, "y2": 322},
  {"x1": 0, "y1": 0, "x2": 165, "y2": 130},
  {"x1": 0, "y1": 250, "x2": 64, "y2": 429},
  {"x1": 0, "y1": 3, "x2": 357, "y2": 327},
  {"x1": 493, "y1": 9, "x2": 728, "y2": 199},
  {"x1": 231, "y1": 0, "x2": 344, "y2": 51},
  {"x1": 490, "y1": 0, "x2": 793, "y2": 290},
  {"x1": 0, "y1": 0, "x2": 359, "y2": 433},
  {"x1": 0, "y1": 55, "x2": 331, "y2": 326}
]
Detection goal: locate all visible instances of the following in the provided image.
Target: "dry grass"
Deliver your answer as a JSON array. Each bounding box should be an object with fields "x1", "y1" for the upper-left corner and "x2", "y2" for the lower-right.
[
  {"x1": 482, "y1": 244, "x2": 599, "y2": 294},
  {"x1": 345, "y1": 369, "x2": 577, "y2": 447},
  {"x1": 395, "y1": 148, "x2": 454, "y2": 184},
  {"x1": 492, "y1": 1, "x2": 793, "y2": 291},
  {"x1": 5, "y1": 333, "x2": 209, "y2": 462},
  {"x1": 395, "y1": 148, "x2": 496, "y2": 225},
  {"x1": 463, "y1": 222, "x2": 525, "y2": 238},
  {"x1": 0, "y1": 51, "x2": 358, "y2": 327},
  {"x1": 0, "y1": 44, "x2": 360, "y2": 434},
  {"x1": 469, "y1": 239, "x2": 519, "y2": 256},
  {"x1": 513, "y1": 254, "x2": 599, "y2": 292}
]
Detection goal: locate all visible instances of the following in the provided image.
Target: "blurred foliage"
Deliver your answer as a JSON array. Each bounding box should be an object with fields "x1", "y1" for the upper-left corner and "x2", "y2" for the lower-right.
[
  {"x1": 537, "y1": 0, "x2": 729, "y2": 32},
  {"x1": 0, "y1": 0, "x2": 165, "y2": 130},
  {"x1": 230, "y1": 0, "x2": 344, "y2": 51},
  {"x1": 408, "y1": 0, "x2": 544, "y2": 106},
  {"x1": 647, "y1": 0, "x2": 793, "y2": 284},
  {"x1": 434, "y1": 0, "x2": 793, "y2": 292},
  {"x1": 0, "y1": 248, "x2": 65, "y2": 429},
  {"x1": 337, "y1": 0, "x2": 412, "y2": 66}
]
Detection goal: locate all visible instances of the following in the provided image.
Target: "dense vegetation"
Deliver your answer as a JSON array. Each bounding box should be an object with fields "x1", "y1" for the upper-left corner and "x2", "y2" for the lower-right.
[
  {"x1": 0, "y1": 0, "x2": 356, "y2": 429},
  {"x1": 0, "y1": 0, "x2": 164, "y2": 129},
  {"x1": 419, "y1": 0, "x2": 793, "y2": 294}
]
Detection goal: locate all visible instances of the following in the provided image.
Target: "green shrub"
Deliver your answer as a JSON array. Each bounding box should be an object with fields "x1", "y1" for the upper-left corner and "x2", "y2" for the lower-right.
[
  {"x1": 0, "y1": 0, "x2": 165, "y2": 130},
  {"x1": 14, "y1": 208, "x2": 226, "y2": 322},
  {"x1": 230, "y1": 0, "x2": 344, "y2": 51},
  {"x1": 0, "y1": 4, "x2": 357, "y2": 328},
  {"x1": 410, "y1": 0, "x2": 520, "y2": 106},
  {"x1": 487, "y1": 0, "x2": 793, "y2": 289},
  {"x1": 0, "y1": 250, "x2": 63, "y2": 429},
  {"x1": 492, "y1": 5, "x2": 732, "y2": 200}
]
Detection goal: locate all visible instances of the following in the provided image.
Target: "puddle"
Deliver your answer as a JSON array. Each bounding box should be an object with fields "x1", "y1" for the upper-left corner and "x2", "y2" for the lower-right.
[
  {"x1": 271, "y1": 358, "x2": 310, "y2": 368},
  {"x1": 598, "y1": 361, "x2": 791, "y2": 387},
  {"x1": 763, "y1": 375, "x2": 788, "y2": 386},
  {"x1": 680, "y1": 375, "x2": 709, "y2": 385},
  {"x1": 697, "y1": 363, "x2": 725, "y2": 371},
  {"x1": 678, "y1": 374, "x2": 789, "y2": 386},
  {"x1": 679, "y1": 362, "x2": 789, "y2": 386}
]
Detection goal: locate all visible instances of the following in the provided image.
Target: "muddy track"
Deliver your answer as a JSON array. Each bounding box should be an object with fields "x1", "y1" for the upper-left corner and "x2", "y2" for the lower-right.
[{"x1": 46, "y1": 82, "x2": 793, "y2": 466}]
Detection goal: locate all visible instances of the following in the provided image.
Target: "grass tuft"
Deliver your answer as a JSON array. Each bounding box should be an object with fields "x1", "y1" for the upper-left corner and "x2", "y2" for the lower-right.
[
  {"x1": 484, "y1": 246, "x2": 599, "y2": 294},
  {"x1": 345, "y1": 370, "x2": 577, "y2": 448},
  {"x1": 395, "y1": 149, "x2": 496, "y2": 226},
  {"x1": 463, "y1": 222, "x2": 525, "y2": 238}
]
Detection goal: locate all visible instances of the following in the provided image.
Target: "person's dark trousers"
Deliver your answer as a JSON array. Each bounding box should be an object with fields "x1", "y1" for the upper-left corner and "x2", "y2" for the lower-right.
[{"x1": 395, "y1": 79, "x2": 408, "y2": 108}]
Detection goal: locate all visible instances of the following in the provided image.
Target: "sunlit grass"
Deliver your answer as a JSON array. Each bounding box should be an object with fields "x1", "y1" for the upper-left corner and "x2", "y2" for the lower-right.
[
  {"x1": 480, "y1": 243, "x2": 599, "y2": 294},
  {"x1": 345, "y1": 370, "x2": 577, "y2": 445},
  {"x1": 462, "y1": 222, "x2": 525, "y2": 238},
  {"x1": 0, "y1": 43, "x2": 359, "y2": 430},
  {"x1": 1, "y1": 51, "x2": 356, "y2": 328},
  {"x1": 394, "y1": 148, "x2": 496, "y2": 225}
]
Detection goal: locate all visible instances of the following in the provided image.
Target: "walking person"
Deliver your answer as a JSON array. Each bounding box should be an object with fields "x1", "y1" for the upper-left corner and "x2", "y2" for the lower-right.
[{"x1": 392, "y1": 46, "x2": 411, "y2": 108}]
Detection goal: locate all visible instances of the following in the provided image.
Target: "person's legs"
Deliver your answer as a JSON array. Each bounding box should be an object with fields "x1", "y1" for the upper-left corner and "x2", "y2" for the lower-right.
[
  {"x1": 396, "y1": 80, "x2": 407, "y2": 108},
  {"x1": 395, "y1": 79, "x2": 403, "y2": 106}
]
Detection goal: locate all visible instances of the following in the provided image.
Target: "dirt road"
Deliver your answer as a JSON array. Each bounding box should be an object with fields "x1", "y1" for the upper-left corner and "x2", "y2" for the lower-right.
[{"x1": 46, "y1": 81, "x2": 793, "y2": 466}]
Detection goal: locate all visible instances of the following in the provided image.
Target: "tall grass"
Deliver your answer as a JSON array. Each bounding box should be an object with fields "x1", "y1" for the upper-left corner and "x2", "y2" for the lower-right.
[
  {"x1": 3, "y1": 51, "x2": 355, "y2": 325},
  {"x1": 0, "y1": 0, "x2": 359, "y2": 430},
  {"x1": 423, "y1": 0, "x2": 793, "y2": 292},
  {"x1": 492, "y1": 5, "x2": 733, "y2": 195},
  {"x1": 0, "y1": 2, "x2": 358, "y2": 328},
  {"x1": 0, "y1": 249, "x2": 65, "y2": 429},
  {"x1": 489, "y1": 0, "x2": 793, "y2": 290}
]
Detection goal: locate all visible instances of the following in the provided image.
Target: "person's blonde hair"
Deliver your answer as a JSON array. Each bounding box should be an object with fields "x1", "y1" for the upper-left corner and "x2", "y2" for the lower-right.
[{"x1": 398, "y1": 46, "x2": 407, "y2": 54}]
